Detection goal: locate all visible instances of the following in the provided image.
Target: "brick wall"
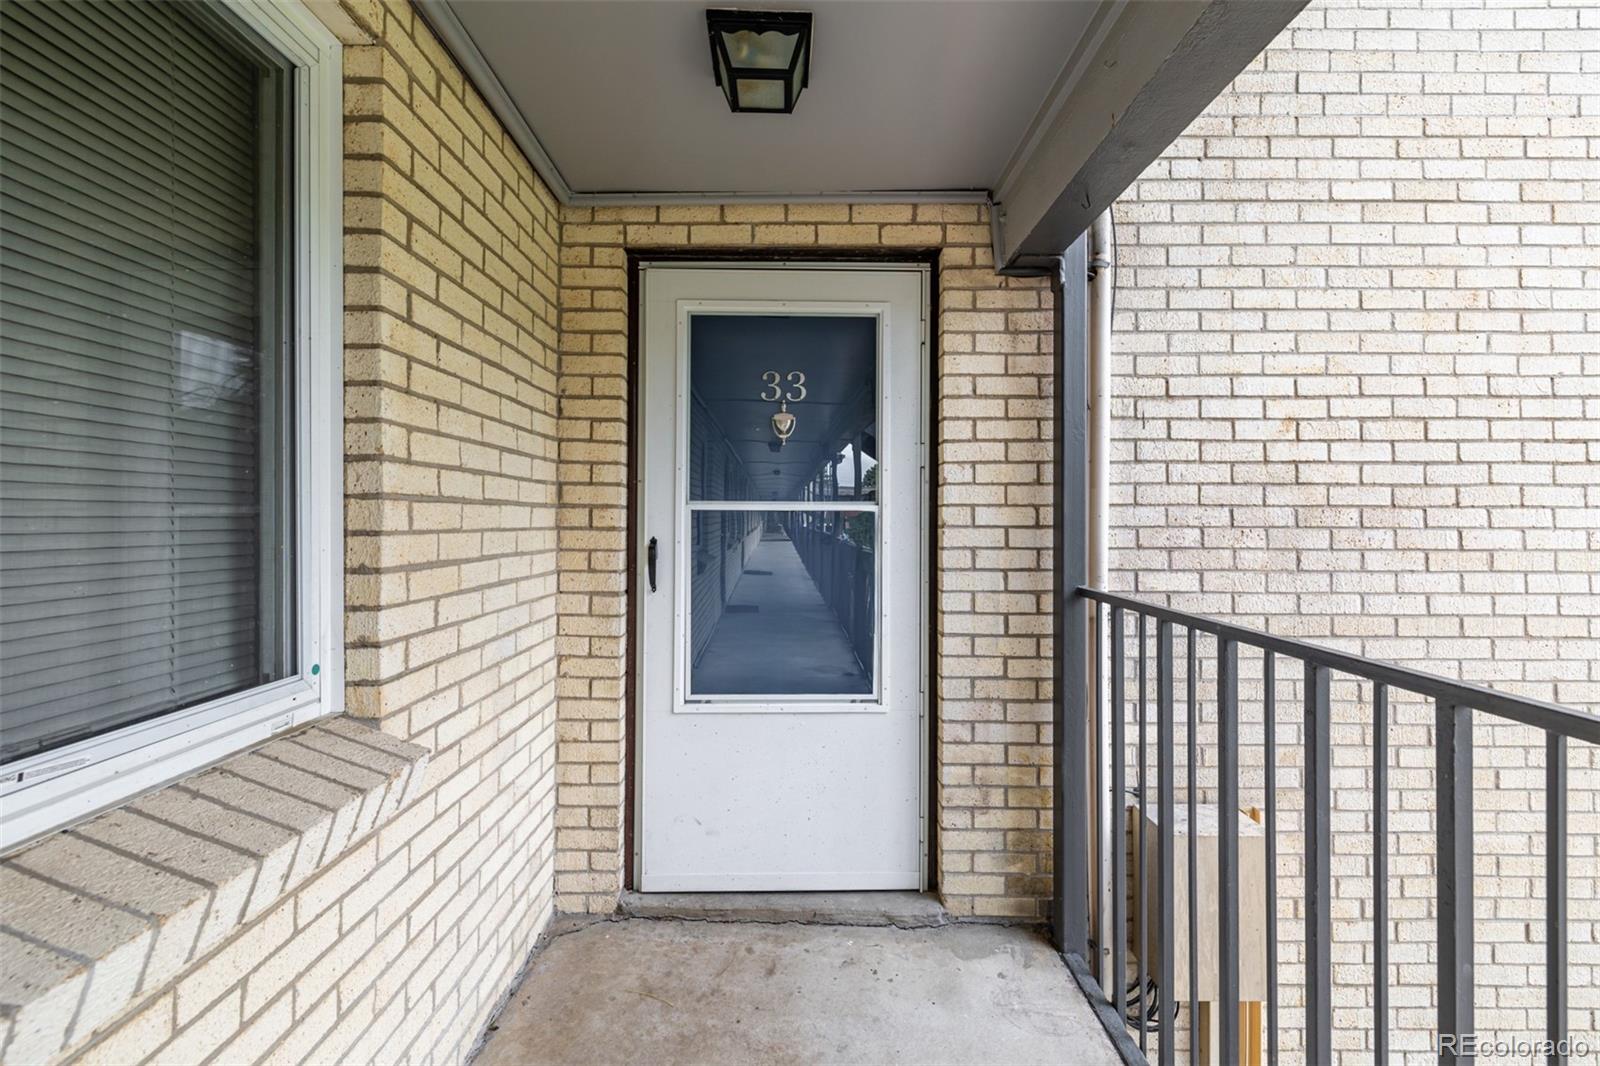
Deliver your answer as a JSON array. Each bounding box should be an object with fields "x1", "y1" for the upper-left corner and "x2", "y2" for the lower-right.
[
  {"x1": 337, "y1": 0, "x2": 562, "y2": 1057},
  {"x1": 555, "y1": 204, "x2": 1062, "y2": 919},
  {"x1": 30, "y1": 0, "x2": 1600, "y2": 1060},
  {"x1": 1111, "y1": 0, "x2": 1600, "y2": 1060},
  {"x1": 49, "y1": 0, "x2": 563, "y2": 1061}
]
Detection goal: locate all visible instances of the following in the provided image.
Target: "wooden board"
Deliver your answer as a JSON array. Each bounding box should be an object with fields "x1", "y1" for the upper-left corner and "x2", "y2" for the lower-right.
[{"x1": 1126, "y1": 802, "x2": 1269, "y2": 1001}]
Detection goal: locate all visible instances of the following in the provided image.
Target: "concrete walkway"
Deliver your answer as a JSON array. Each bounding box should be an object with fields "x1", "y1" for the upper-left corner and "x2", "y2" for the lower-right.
[
  {"x1": 474, "y1": 918, "x2": 1122, "y2": 1066},
  {"x1": 694, "y1": 535, "x2": 870, "y2": 695}
]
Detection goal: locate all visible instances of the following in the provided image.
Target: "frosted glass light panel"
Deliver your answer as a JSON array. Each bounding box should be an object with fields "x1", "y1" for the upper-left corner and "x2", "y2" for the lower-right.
[{"x1": 718, "y1": 26, "x2": 800, "y2": 69}]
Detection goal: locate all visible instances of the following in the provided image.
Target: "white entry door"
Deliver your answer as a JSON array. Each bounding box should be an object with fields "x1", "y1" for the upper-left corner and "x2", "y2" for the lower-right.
[{"x1": 637, "y1": 265, "x2": 927, "y2": 891}]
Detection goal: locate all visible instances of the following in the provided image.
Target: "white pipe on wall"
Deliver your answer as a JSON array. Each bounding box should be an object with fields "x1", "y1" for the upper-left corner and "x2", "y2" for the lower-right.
[
  {"x1": 1088, "y1": 212, "x2": 1111, "y2": 592},
  {"x1": 1086, "y1": 210, "x2": 1113, "y2": 979}
]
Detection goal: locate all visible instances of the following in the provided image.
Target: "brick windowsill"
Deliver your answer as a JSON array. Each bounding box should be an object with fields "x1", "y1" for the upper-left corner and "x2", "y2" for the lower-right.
[{"x1": 0, "y1": 717, "x2": 429, "y2": 1065}]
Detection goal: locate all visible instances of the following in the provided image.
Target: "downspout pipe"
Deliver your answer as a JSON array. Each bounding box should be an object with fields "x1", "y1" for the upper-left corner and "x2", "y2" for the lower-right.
[
  {"x1": 1086, "y1": 210, "x2": 1113, "y2": 979},
  {"x1": 1088, "y1": 212, "x2": 1111, "y2": 594}
]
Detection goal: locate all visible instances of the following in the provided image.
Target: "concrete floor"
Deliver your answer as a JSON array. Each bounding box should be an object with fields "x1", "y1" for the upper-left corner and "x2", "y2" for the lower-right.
[
  {"x1": 474, "y1": 918, "x2": 1122, "y2": 1066},
  {"x1": 694, "y1": 535, "x2": 871, "y2": 695}
]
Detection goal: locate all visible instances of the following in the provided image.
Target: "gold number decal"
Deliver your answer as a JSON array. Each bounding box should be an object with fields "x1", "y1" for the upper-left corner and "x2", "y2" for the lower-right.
[
  {"x1": 785, "y1": 371, "x2": 807, "y2": 402},
  {"x1": 759, "y1": 370, "x2": 782, "y2": 402}
]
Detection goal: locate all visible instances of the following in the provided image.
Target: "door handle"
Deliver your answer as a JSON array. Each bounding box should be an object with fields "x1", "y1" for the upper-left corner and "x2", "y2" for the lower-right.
[{"x1": 647, "y1": 536, "x2": 658, "y2": 593}]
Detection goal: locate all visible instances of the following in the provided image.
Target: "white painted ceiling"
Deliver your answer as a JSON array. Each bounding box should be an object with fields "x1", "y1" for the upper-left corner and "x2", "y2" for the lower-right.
[{"x1": 443, "y1": 0, "x2": 1101, "y2": 196}]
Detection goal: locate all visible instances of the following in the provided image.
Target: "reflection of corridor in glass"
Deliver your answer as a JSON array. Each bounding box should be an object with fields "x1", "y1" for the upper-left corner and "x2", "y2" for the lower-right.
[{"x1": 692, "y1": 533, "x2": 871, "y2": 696}]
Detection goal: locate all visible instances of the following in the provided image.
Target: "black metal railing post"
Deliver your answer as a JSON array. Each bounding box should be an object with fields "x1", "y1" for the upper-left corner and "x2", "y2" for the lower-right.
[
  {"x1": 1156, "y1": 620, "x2": 1174, "y2": 1066},
  {"x1": 1217, "y1": 638, "x2": 1240, "y2": 1065},
  {"x1": 1374, "y1": 683, "x2": 1389, "y2": 1066},
  {"x1": 1185, "y1": 628, "x2": 1199, "y2": 1063},
  {"x1": 1305, "y1": 662, "x2": 1333, "y2": 1065},
  {"x1": 1111, "y1": 606, "x2": 1127, "y2": 1025},
  {"x1": 1264, "y1": 650, "x2": 1279, "y2": 1066},
  {"x1": 1094, "y1": 602, "x2": 1108, "y2": 988},
  {"x1": 1437, "y1": 700, "x2": 1473, "y2": 1066},
  {"x1": 1546, "y1": 732, "x2": 1566, "y2": 1066},
  {"x1": 1137, "y1": 614, "x2": 1148, "y2": 1057}
]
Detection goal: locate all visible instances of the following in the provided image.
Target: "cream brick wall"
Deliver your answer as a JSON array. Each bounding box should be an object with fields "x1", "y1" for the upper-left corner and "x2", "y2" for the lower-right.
[
  {"x1": 1111, "y1": 0, "x2": 1600, "y2": 1061},
  {"x1": 555, "y1": 204, "x2": 1062, "y2": 919},
  {"x1": 42, "y1": 1, "x2": 563, "y2": 1061},
  {"x1": 28, "y1": 0, "x2": 1599, "y2": 1060}
]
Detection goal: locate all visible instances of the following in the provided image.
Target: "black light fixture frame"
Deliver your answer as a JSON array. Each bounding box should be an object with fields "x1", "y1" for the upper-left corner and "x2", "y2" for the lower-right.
[{"x1": 705, "y1": 9, "x2": 813, "y2": 114}]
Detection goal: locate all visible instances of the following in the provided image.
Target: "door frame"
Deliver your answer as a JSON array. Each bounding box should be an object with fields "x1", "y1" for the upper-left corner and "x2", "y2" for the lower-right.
[{"x1": 623, "y1": 250, "x2": 939, "y2": 892}]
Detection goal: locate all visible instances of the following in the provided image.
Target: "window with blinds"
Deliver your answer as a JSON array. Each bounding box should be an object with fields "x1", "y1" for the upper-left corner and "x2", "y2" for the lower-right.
[{"x1": 0, "y1": 0, "x2": 294, "y2": 766}]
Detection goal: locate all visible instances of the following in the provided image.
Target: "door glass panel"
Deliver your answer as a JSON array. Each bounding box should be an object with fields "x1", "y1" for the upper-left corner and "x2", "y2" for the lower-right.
[
  {"x1": 689, "y1": 314, "x2": 878, "y2": 503},
  {"x1": 689, "y1": 510, "x2": 875, "y2": 697}
]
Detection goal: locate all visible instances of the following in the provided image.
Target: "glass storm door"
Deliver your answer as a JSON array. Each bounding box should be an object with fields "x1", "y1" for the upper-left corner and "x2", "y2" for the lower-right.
[{"x1": 637, "y1": 265, "x2": 927, "y2": 891}]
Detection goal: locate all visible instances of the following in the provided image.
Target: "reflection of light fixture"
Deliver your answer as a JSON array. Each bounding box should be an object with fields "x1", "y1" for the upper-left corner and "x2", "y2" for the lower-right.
[
  {"x1": 706, "y1": 9, "x2": 813, "y2": 114},
  {"x1": 770, "y1": 398, "x2": 796, "y2": 447}
]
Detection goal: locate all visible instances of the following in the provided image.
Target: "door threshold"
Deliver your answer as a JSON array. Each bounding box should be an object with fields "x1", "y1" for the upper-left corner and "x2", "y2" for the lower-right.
[{"x1": 618, "y1": 890, "x2": 948, "y2": 929}]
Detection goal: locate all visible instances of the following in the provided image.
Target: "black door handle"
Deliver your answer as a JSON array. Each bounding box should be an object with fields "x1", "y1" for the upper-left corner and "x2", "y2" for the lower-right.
[{"x1": 647, "y1": 536, "x2": 658, "y2": 592}]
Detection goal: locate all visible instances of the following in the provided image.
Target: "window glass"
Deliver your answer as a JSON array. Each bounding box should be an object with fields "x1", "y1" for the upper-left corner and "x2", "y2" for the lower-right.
[
  {"x1": 0, "y1": 0, "x2": 293, "y2": 763},
  {"x1": 688, "y1": 315, "x2": 878, "y2": 503},
  {"x1": 689, "y1": 510, "x2": 876, "y2": 697}
]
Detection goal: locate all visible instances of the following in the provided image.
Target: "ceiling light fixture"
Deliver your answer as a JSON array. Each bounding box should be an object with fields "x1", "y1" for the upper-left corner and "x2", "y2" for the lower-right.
[{"x1": 706, "y1": 9, "x2": 813, "y2": 114}]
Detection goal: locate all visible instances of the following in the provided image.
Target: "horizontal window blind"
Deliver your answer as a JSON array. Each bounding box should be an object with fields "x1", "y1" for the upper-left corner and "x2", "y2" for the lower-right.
[{"x1": 0, "y1": 0, "x2": 292, "y2": 764}]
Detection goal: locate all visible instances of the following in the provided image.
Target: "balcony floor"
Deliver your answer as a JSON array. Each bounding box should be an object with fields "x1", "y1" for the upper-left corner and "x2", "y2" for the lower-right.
[{"x1": 474, "y1": 913, "x2": 1122, "y2": 1066}]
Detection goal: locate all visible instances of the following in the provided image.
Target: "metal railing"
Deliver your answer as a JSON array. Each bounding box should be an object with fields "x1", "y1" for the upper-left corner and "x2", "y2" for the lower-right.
[
  {"x1": 788, "y1": 520, "x2": 874, "y2": 672},
  {"x1": 1057, "y1": 586, "x2": 1599, "y2": 1066}
]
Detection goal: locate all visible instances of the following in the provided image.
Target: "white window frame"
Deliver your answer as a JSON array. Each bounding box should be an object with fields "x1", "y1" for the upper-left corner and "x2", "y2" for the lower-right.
[{"x1": 0, "y1": 0, "x2": 344, "y2": 854}]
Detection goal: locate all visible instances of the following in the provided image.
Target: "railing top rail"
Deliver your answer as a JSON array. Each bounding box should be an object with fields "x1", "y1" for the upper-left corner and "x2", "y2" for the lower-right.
[{"x1": 1078, "y1": 587, "x2": 1600, "y2": 746}]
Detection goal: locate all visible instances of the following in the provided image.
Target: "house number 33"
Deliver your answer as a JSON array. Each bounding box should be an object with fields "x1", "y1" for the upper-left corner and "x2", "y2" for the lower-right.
[{"x1": 759, "y1": 370, "x2": 807, "y2": 402}]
